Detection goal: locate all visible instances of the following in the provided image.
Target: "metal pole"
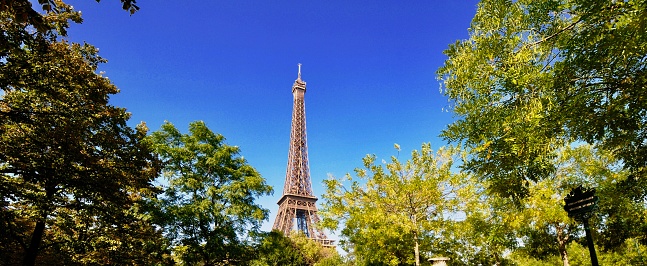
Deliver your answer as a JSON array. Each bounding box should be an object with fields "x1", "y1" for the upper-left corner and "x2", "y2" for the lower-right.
[{"x1": 583, "y1": 218, "x2": 599, "y2": 266}]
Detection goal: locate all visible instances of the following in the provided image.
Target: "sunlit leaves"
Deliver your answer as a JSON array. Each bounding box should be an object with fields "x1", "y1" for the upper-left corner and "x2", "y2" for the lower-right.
[
  {"x1": 438, "y1": 0, "x2": 647, "y2": 201},
  {"x1": 321, "y1": 144, "x2": 471, "y2": 265},
  {"x1": 439, "y1": 1, "x2": 647, "y2": 263}
]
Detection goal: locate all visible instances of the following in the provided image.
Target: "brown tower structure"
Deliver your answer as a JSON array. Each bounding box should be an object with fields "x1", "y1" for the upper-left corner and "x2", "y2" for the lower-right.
[{"x1": 273, "y1": 64, "x2": 333, "y2": 246}]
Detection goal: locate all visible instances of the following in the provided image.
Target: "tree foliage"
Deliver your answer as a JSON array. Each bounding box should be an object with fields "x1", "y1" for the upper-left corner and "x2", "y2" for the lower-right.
[
  {"x1": 564, "y1": 145, "x2": 647, "y2": 251},
  {"x1": 149, "y1": 121, "x2": 273, "y2": 265},
  {"x1": 438, "y1": 0, "x2": 647, "y2": 201},
  {"x1": 490, "y1": 144, "x2": 646, "y2": 265},
  {"x1": 445, "y1": 190, "x2": 518, "y2": 266},
  {"x1": 321, "y1": 144, "x2": 471, "y2": 266},
  {"x1": 252, "y1": 231, "x2": 343, "y2": 266},
  {"x1": 0, "y1": 0, "x2": 138, "y2": 33},
  {"x1": 0, "y1": 9, "x2": 165, "y2": 266},
  {"x1": 438, "y1": 0, "x2": 647, "y2": 263},
  {"x1": 252, "y1": 231, "x2": 308, "y2": 266},
  {"x1": 0, "y1": 2, "x2": 175, "y2": 264}
]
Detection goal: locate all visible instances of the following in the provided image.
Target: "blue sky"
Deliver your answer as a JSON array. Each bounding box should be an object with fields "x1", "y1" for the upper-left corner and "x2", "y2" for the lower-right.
[{"x1": 65, "y1": 0, "x2": 479, "y2": 233}]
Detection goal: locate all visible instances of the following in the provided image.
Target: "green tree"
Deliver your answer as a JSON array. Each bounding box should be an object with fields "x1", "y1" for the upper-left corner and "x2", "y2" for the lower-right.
[
  {"x1": 438, "y1": 0, "x2": 647, "y2": 201},
  {"x1": 321, "y1": 144, "x2": 470, "y2": 266},
  {"x1": 448, "y1": 193, "x2": 517, "y2": 266},
  {"x1": 149, "y1": 121, "x2": 273, "y2": 265},
  {"x1": 252, "y1": 231, "x2": 343, "y2": 266},
  {"x1": 563, "y1": 145, "x2": 647, "y2": 250},
  {"x1": 506, "y1": 146, "x2": 587, "y2": 266},
  {"x1": 0, "y1": 27, "x2": 162, "y2": 266},
  {"x1": 509, "y1": 175, "x2": 577, "y2": 266},
  {"x1": 512, "y1": 239, "x2": 647, "y2": 266},
  {"x1": 38, "y1": 196, "x2": 173, "y2": 265},
  {"x1": 289, "y1": 231, "x2": 343, "y2": 266},
  {"x1": 252, "y1": 231, "x2": 308, "y2": 266},
  {"x1": 1, "y1": 2, "x2": 173, "y2": 265}
]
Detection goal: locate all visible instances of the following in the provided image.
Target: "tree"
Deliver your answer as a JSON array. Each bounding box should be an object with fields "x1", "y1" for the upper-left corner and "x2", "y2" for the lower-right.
[
  {"x1": 0, "y1": 0, "x2": 138, "y2": 33},
  {"x1": 438, "y1": 0, "x2": 647, "y2": 201},
  {"x1": 562, "y1": 145, "x2": 647, "y2": 251},
  {"x1": 149, "y1": 121, "x2": 273, "y2": 265},
  {"x1": 251, "y1": 230, "x2": 344, "y2": 266},
  {"x1": 0, "y1": 25, "x2": 162, "y2": 266},
  {"x1": 490, "y1": 144, "x2": 646, "y2": 266},
  {"x1": 504, "y1": 146, "x2": 592, "y2": 266},
  {"x1": 321, "y1": 144, "x2": 470, "y2": 266},
  {"x1": 288, "y1": 231, "x2": 343, "y2": 266},
  {"x1": 447, "y1": 192, "x2": 518, "y2": 266},
  {"x1": 36, "y1": 195, "x2": 173, "y2": 265},
  {"x1": 252, "y1": 231, "x2": 308, "y2": 266}
]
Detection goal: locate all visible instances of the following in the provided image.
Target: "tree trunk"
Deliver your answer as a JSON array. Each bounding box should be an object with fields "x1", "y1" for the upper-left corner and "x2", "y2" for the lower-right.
[
  {"x1": 559, "y1": 243, "x2": 570, "y2": 266},
  {"x1": 414, "y1": 231, "x2": 420, "y2": 266},
  {"x1": 23, "y1": 182, "x2": 54, "y2": 266},
  {"x1": 22, "y1": 218, "x2": 46, "y2": 266},
  {"x1": 556, "y1": 224, "x2": 570, "y2": 266}
]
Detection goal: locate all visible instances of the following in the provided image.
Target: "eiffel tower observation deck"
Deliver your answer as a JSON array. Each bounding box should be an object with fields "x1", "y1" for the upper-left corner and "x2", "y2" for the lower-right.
[{"x1": 272, "y1": 64, "x2": 334, "y2": 247}]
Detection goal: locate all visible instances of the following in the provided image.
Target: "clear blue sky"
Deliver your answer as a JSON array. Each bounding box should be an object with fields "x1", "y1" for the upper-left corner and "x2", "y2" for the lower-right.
[{"x1": 66, "y1": 0, "x2": 479, "y2": 233}]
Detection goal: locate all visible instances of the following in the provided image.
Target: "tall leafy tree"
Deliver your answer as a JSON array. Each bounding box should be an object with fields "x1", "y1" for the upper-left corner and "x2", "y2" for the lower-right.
[
  {"x1": 0, "y1": 3, "x2": 171, "y2": 264},
  {"x1": 499, "y1": 146, "x2": 592, "y2": 266},
  {"x1": 321, "y1": 144, "x2": 470, "y2": 266},
  {"x1": 438, "y1": 1, "x2": 647, "y2": 262},
  {"x1": 149, "y1": 121, "x2": 273, "y2": 265},
  {"x1": 438, "y1": 0, "x2": 647, "y2": 201},
  {"x1": 0, "y1": 19, "x2": 163, "y2": 266}
]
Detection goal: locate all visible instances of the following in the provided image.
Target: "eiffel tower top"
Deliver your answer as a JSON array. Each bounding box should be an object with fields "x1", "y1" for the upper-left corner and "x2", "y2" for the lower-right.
[
  {"x1": 293, "y1": 63, "x2": 306, "y2": 92},
  {"x1": 297, "y1": 63, "x2": 302, "y2": 81}
]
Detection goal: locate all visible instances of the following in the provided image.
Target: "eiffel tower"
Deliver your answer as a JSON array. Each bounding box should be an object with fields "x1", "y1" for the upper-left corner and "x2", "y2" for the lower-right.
[{"x1": 272, "y1": 64, "x2": 333, "y2": 246}]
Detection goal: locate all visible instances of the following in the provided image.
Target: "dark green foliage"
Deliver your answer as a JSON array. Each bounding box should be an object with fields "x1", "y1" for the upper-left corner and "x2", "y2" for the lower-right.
[
  {"x1": 251, "y1": 231, "x2": 344, "y2": 266},
  {"x1": 0, "y1": 34, "x2": 167, "y2": 266},
  {"x1": 594, "y1": 178, "x2": 647, "y2": 250},
  {"x1": 553, "y1": 0, "x2": 647, "y2": 174},
  {"x1": 519, "y1": 227, "x2": 561, "y2": 260},
  {"x1": 253, "y1": 231, "x2": 308, "y2": 266},
  {"x1": 0, "y1": 3, "x2": 172, "y2": 265},
  {"x1": 0, "y1": 37, "x2": 169, "y2": 264},
  {"x1": 149, "y1": 121, "x2": 273, "y2": 265}
]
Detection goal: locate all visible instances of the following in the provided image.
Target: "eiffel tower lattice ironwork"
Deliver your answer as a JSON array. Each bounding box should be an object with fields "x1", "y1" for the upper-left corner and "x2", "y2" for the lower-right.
[{"x1": 272, "y1": 64, "x2": 333, "y2": 246}]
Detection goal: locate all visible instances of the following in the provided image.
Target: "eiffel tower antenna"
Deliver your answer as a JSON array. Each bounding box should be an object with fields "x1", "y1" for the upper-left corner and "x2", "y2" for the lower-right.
[{"x1": 272, "y1": 64, "x2": 333, "y2": 247}]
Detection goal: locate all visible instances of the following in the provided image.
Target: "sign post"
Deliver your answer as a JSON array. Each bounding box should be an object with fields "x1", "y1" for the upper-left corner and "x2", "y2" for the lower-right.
[{"x1": 564, "y1": 185, "x2": 599, "y2": 266}]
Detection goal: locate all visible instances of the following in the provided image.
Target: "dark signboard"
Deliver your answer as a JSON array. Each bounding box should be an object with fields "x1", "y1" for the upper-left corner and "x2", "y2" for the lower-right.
[{"x1": 563, "y1": 186, "x2": 598, "y2": 218}]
